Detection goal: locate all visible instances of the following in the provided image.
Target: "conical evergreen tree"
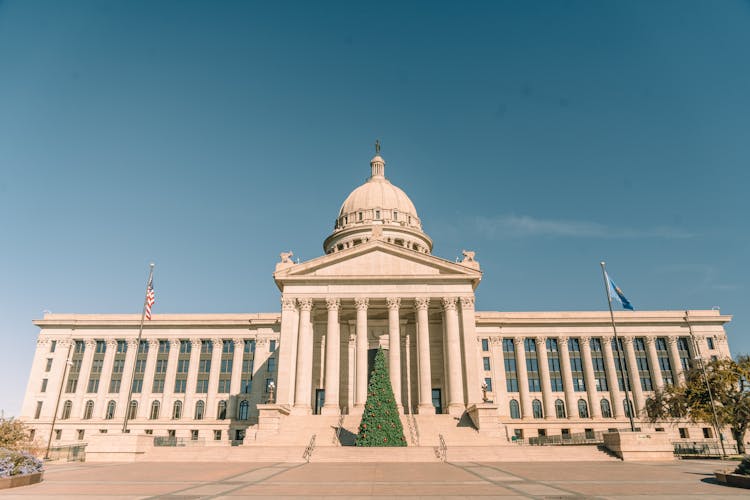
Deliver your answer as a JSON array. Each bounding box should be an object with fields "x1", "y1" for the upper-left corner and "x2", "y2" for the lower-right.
[{"x1": 355, "y1": 347, "x2": 407, "y2": 447}]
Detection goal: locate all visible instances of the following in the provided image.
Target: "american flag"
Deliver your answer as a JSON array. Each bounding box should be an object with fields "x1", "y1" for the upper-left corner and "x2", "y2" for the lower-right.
[{"x1": 145, "y1": 280, "x2": 156, "y2": 320}]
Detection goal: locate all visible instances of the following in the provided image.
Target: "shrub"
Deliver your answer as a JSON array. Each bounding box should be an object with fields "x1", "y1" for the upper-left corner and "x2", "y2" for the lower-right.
[
  {"x1": 0, "y1": 448, "x2": 44, "y2": 478},
  {"x1": 734, "y1": 455, "x2": 750, "y2": 476}
]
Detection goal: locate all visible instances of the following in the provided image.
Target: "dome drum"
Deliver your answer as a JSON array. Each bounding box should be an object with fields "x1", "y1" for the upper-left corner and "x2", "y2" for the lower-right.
[{"x1": 324, "y1": 224, "x2": 433, "y2": 255}]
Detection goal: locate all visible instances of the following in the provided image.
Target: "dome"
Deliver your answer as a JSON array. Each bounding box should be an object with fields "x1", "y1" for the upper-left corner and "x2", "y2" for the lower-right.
[{"x1": 323, "y1": 150, "x2": 432, "y2": 254}]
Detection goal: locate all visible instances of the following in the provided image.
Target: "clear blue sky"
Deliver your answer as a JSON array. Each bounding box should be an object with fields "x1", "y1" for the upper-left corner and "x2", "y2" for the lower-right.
[{"x1": 1, "y1": 0, "x2": 748, "y2": 416}]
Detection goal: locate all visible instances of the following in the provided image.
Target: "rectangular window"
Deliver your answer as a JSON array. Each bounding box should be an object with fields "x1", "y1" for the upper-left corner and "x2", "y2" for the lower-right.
[
  {"x1": 199, "y1": 359, "x2": 211, "y2": 373},
  {"x1": 483, "y1": 357, "x2": 491, "y2": 371},
  {"x1": 65, "y1": 378, "x2": 78, "y2": 393},
  {"x1": 77, "y1": 429, "x2": 85, "y2": 440},
  {"x1": 196, "y1": 378, "x2": 209, "y2": 393},
  {"x1": 707, "y1": 337, "x2": 715, "y2": 350},
  {"x1": 245, "y1": 340, "x2": 256, "y2": 353},
  {"x1": 90, "y1": 359, "x2": 103, "y2": 373},
  {"x1": 703, "y1": 427, "x2": 713, "y2": 438},
  {"x1": 131, "y1": 378, "x2": 143, "y2": 393},
  {"x1": 35, "y1": 401, "x2": 43, "y2": 419},
  {"x1": 152, "y1": 378, "x2": 165, "y2": 393},
  {"x1": 241, "y1": 379, "x2": 252, "y2": 393},
  {"x1": 155, "y1": 359, "x2": 168, "y2": 373},
  {"x1": 174, "y1": 379, "x2": 186, "y2": 393},
  {"x1": 222, "y1": 341, "x2": 234, "y2": 354},
  {"x1": 679, "y1": 428, "x2": 689, "y2": 439},
  {"x1": 481, "y1": 339, "x2": 489, "y2": 352},
  {"x1": 179, "y1": 340, "x2": 190, "y2": 354},
  {"x1": 214, "y1": 430, "x2": 222, "y2": 441},
  {"x1": 220, "y1": 359, "x2": 233, "y2": 373},
  {"x1": 135, "y1": 359, "x2": 147, "y2": 373},
  {"x1": 112, "y1": 359, "x2": 125, "y2": 374},
  {"x1": 87, "y1": 378, "x2": 99, "y2": 393},
  {"x1": 502, "y1": 338, "x2": 518, "y2": 392},
  {"x1": 177, "y1": 359, "x2": 190, "y2": 373},
  {"x1": 201, "y1": 341, "x2": 213, "y2": 354},
  {"x1": 117, "y1": 340, "x2": 127, "y2": 353},
  {"x1": 55, "y1": 429, "x2": 62, "y2": 440},
  {"x1": 40, "y1": 379, "x2": 48, "y2": 392},
  {"x1": 484, "y1": 377, "x2": 493, "y2": 392},
  {"x1": 269, "y1": 340, "x2": 277, "y2": 352},
  {"x1": 95, "y1": 340, "x2": 106, "y2": 354},
  {"x1": 568, "y1": 338, "x2": 585, "y2": 392},
  {"x1": 191, "y1": 430, "x2": 199, "y2": 441},
  {"x1": 218, "y1": 379, "x2": 231, "y2": 393},
  {"x1": 138, "y1": 340, "x2": 148, "y2": 354},
  {"x1": 109, "y1": 378, "x2": 121, "y2": 393},
  {"x1": 50, "y1": 340, "x2": 57, "y2": 353},
  {"x1": 160, "y1": 340, "x2": 171, "y2": 354},
  {"x1": 267, "y1": 358, "x2": 276, "y2": 373},
  {"x1": 45, "y1": 358, "x2": 53, "y2": 372},
  {"x1": 242, "y1": 359, "x2": 254, "y2": 374}
]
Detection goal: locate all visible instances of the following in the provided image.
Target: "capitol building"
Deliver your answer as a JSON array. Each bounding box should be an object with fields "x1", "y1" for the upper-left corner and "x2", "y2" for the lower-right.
[{"x1": 20, "y1": 150, "x2": 733, "y2": 456}]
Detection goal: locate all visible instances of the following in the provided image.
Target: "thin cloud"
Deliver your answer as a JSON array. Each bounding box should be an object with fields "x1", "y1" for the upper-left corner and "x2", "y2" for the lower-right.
[{"x1": 474, "y1": 214, "x2": 695, "y2": 239}]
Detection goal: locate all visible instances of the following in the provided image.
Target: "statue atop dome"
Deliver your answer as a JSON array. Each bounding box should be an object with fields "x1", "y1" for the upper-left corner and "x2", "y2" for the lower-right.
[{"x1": 375, "y1": 139, "x2": 381, "y2": 155}]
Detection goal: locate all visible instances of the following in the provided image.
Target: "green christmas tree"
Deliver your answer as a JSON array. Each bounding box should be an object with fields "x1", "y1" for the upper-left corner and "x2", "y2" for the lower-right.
[{"x1": 355, "y1": 347, "x2": 407, "y2": 447}]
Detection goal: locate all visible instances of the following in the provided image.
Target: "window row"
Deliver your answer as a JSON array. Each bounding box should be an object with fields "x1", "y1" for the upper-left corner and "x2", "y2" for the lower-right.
[
  {"x1": 507, "y1": 397, "x2": 632, "y2": 419},
  {"x1": 58, "y1": 398, "x2": 258, "y2": 421}
]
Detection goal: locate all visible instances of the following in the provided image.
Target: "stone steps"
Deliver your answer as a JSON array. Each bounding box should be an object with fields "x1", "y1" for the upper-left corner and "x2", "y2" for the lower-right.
[
  {"x1": 446, "y1": 445, "x2": 621, "y2": 462},
  {"x1": 311, "y1": 446, "x2": 439, "y2": 462},
  {"x1": 144, "y1": 445, "x2": 307, "y2": 462}
]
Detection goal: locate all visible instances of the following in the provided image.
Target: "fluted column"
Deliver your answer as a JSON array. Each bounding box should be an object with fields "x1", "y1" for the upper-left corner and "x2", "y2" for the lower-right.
[
  {"x1": 387, "y1": 297, "x2": 403, "y2": 411},
  {"x1": 141, "y1": 339, "x2": 160, "y2": 400},
  {"x1": 557, "y1": 336, "x2": 576, "y2": 420},
  {"x1": 415, "y1": 297, "x2": 434, "y2": 414},
  {"x1": 206, "y1": 338, "x2": 223, "y2": 416},
  {"x1": 459, "y1": 296, "x2": 482, "y2": 405},
  {"x1": 602, "y1": 336, "x2": 624, "y2": 418},
  {"x1": 489, "y1": 337, "x2": 507, "y2": 411},
  {"x1": 76, "y1": 339, "x2": 97, "y2": 410},
  {"x1": 667, "y1": 337, "x2": 684, "y2": 384},
  {"x1": 623, "y1": 337, "x2": 645, "y2": 417},
  {"x1": 646, "y1": 337, "x2": 664, "y2": 391},
  {"x1": 185, "y1": 339, "x2": 202, "y2": 396},
  {"x1": 293, "y1": 298, "x2": 314, "y2": 413},
  {"x1": 322, "y1": 297, "x2": 341, "y2": 415},
  {"x1": 514, "y1": 337, "x2": 531, "y2": 418},
  {"x1": 354, "y1": 297, "x2": 369, "y2": 409},
  {"x1": 98, "y1": 339, "x2": 118, "y2": 398},
  {"x1": 580, "y1": 336, "x2": 601, "y2": 418},
  {"x1": 230, "y1": 338, "x2": 244, "y2": 396},
  {"x1": 118, "y1": 339, "x2": 139, "y2": 415},
  {"x1": 535, "y1": 337, "x2": 555, "y2": 419},
  {"x1": 161, "y1": 339, "x2": 181, "y2": 418},
  {"x1": 276, "y1": 297, "x2": 299, "y2": 406},
  {"x1": 442, "y1": 297, "x2": 463, "y2": 415}
]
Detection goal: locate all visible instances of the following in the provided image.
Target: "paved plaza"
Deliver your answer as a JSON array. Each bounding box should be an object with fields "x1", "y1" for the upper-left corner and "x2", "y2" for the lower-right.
[{"x1": 0, "y1": 459, "x2": 746, "y2": 499}]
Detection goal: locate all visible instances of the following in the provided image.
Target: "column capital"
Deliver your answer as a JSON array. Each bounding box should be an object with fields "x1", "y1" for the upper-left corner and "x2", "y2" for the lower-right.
[
  {"x1": 355, "y1": 297, "x2": 370, "y2": 311},
  {"x1": 325, "y1": 297, "x2": 340, "y2": 311},
  {"x1": 58, "y1": 339, "x2": 73, "y2": 348},
  {"x1": 386, "y1": 297, "x2": 401, "y2": 310},
  {"x1": 281, "y1": 297, "x2": 297, "y2": 311},
  {"x1": 414, "y1": 297, "x2": 430, "y2": 311},
  {"x1": 534, "y1": 336, "x2": 546, "y2": 346},
  {"x1": 490, "y1": 336, "x2": 503, "y2": 346},
  {"x1": 105, "y1": 338, "x2": 118, "y2": 348},
  {"x1": 460, "y1": 296, "x2": 475, "y2": 310},
  {"x1": 513, "y1": 336, "x2": 524, "y2": 347},
  {"x1": 558, "y1": 335, "x2": 569, "y2": 345},
  {"x1": 645, "y1": 336, "x2": 657, "y2": 347},
  {"x1": 298, "y1": 297, "x2": 313, "y2": 311},
  {"x1": 666, "y1": 336, "x2": 678, "y2": 347},
  {"x1": 441, "y1": 297, "x2": 457, "y2": 311},
  {"x1": 85, "y1": 339, "x2": 97, "y2": 348},
  {"x1": 579, "y1": 336, "x2": 591, "y2": 346},
  {"x1": 232, "y1": 337, "x2": 245, "y2": 347},
  {"x1": 189, "y1": 338, "x2": 202, "y2": 347},
  {"x1": 36, "y1": 337, "x2": 51, "y2": 346},
  {"x1": 148, "y1": 338, "x2": 161, "y2": 348},
  {"x1": 127, "y1": 338, "x2": 140, "y2": 348},
  {"x1": 210, "y1": 337, "x2": 224, "y2": 347},
  {"x1": 622, "y1": 337, "x2": 634, "y2": 347},
  {"x1": 601, "y1": 335, "x2": 613, "y2": 344}
]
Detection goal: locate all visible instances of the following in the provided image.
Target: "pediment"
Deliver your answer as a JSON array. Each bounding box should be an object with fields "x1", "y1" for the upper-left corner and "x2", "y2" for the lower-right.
[{"x1": 274, "y1": 241, "x2": 481, "y2": 283}]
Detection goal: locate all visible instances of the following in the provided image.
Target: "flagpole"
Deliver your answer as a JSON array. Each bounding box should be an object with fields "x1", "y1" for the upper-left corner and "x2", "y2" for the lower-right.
[
  {"x1": 600, "y1": 261, "x2": 636, "y2": 432},
  {"x1": 122, "y1": 263, "x2": 154, "y2": 434}
]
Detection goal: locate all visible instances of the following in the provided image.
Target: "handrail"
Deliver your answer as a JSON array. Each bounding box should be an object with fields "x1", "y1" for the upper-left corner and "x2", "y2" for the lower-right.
[
  {"x1": 303, "y1": 434, "x2": 316, "y2": 462},
  {"x1": 435, "y1": 434, "x2": 447, "y2": 462}
]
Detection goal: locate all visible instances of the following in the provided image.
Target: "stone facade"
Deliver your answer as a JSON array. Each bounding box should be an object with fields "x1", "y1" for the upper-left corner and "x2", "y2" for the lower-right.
[{"x1": 19, "y1": 151, "x2": 733, "y2": 448}]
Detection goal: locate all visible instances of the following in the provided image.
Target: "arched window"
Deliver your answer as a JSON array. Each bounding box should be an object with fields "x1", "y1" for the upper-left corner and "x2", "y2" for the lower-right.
[
  {"x1": 105, "y1": 400, "x2": 116, "y2": 420},
  {"x1": 600, "y1": 398, "x2": 612, "y2": 418},
  {"x1": 578, "y1": 399, "x2": 589, "y2": 418},
  {"x1": 150, "y1": 401, "x2": 160, "y2": 420},
  {"x1": 217, "y1": 400, "x2": 227, "y2": 420},
  {"x1": 83, "y1": 400, "x2": 94, "y2": 420},
  {"x1": 509, "y1": 399, "x2": 520, "y2": 419},
  {"x1": 128, "y1": 400, "x2": 138, "y2": 420},
  {"x1": 532, "y1": 399, "x2": 543, "y2": 419},
  {"x1": 623, "y1": 398, "x2": 633, "y2": 418},
  {"x1": 172, "y1": 401, "x2": 182, "y2": 420},
  {"x1": 238, "y1": 400, "x2": 249, "y2": 420},
  {"x1": 555, "y1": 399, "x2": 566, "y2": 419},
  {"x1": 195, "y1": 400, "x2": 205, "y2": 420},
  {"x1": 61, "y1": 400, "x2": 72, "y2": 420}
]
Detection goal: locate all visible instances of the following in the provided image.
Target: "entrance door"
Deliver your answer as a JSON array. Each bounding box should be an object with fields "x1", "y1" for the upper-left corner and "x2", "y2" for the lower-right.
[
  {"x1": 315, "y1": 389, "x2": 325, "y2": 415},
  {"x1": 431, "y1": 388, "x2": 442, "y2": 414}
]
